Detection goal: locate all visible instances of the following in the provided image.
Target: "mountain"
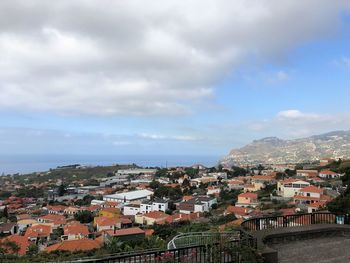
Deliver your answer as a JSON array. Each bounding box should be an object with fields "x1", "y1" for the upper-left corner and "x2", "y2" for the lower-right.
[{"x1": 220, "y1": 130, "x2": 350, "y2": 166}]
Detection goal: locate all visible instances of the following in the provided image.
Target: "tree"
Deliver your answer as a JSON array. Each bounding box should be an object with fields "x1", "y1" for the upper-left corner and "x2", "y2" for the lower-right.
[
  {"x1": 74, "y1": 210, "x2": 94, "y2": 224},
  {"x1": 182, "y1": 178, "x2": 190, "y2": 188},
  {"x1": 155, "y1": 169, "x2": 168, "y2": 178},
  {"x1": 26, "y1": 244, "x2": 39, "y2": 256},
  {"x1": 105, "y1": 238, "x2": 124, "y2": 254},
  {"x1": 184, "y1": 168, "x2": 198, "y2": 177},
  {"x1": 0, "y1": 240, "x2": 20, "y2": 255},
  {"x1": 58, "y1": 184, "x2": 66, "y2": 197},
  {"x1": 149, "y1": 180, "x2": 161, "y2": 190}
]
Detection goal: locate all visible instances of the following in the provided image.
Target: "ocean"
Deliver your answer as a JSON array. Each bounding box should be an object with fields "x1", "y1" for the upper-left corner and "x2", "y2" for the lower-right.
[{"x1": 0, "y1": 154, "x2": 222, "y2": 175}]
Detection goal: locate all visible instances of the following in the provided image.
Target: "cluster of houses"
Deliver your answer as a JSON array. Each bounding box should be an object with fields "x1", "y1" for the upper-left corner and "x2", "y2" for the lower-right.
[{"x1": 0, "y1": 163, "x2": 344, "y2": 257}]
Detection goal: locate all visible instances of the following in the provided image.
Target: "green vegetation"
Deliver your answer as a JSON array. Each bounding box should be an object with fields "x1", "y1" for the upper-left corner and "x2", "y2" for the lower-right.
[
  {"x1": 74, "y1": 210, "x2": 94, "y2": 224},
  {"x1": 327, "y1": 160, "x2": 350, "y2": 214},
  {"x1": 154, "y1": 185, "x2": 183, "y2": 201},
  {"x1": 12, "y1": 164, "x2": 137, "y2": 184}
]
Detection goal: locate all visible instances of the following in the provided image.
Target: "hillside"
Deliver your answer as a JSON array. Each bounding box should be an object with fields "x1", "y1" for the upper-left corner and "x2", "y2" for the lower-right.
[{"x1": 221, "y1": 130, "x2": 350, "y2": 166}]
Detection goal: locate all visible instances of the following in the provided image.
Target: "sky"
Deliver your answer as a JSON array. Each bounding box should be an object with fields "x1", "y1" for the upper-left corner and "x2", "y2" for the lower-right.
[{"x1": 1, "y1": 0, "x2": 350, "y2": 159}]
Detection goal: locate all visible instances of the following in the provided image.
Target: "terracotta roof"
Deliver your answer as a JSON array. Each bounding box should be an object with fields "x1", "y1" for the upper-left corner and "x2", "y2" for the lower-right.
[
  {"x1": 144, "y1": 229, "x2": 154, "y2": 236},
  {"x1": 279, "y1": 208, "x2": 295, "y2": 216},
  {"x1": 107, "y1": 227, "x2": 145, "y2": 237},
  {"x1": 17, "y1": 214, "x2": 32, "y2": 220},
  {"x1": 143, "y1": 211, "x2": 169, "y2": 219},
  {"x1": 25, "y1": 224, "x2": 52, "y2": 238},
  {"x1": 225, "y1": 205, "x2": 249, "y2": 216},
  {"x1": 252, "y1": 175, "x2": 275, "y2": 181},
  {"x1": 39, "y1": 214, "x2": 67, "y2": 225},
  {"x1": 299, "y1": 185, "x2": 323, "y2": 194},
  {"x1": 95, "y1": 216, "x2": 120, "y2": 226},
  {"x1": 1, "y1": 235, "x2": 29, "y2": 255},
  {"x1": 238, "y1": 192, "x2": 258, "y2": 199},
  {"x1": 64, "y1": 224, "x2": 89, "y2": 236},
  {"x1": 47, "y1": 205, "x2": 66, "y2": 211},
  {"x1": 45, "y1": 239, "x2": 101, "y2": 252},
  {"x1": 183, "y1": 196, "x2": 194, "y2": 201},
  {"x1": 320, "y1": 170, "x2": 338, "y2": 175}
]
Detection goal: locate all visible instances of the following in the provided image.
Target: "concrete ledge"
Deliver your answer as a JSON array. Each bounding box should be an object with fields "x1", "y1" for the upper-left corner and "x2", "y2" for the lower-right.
[{"x1": 250, "y1": 224, "x2": 350, "y2": 263}]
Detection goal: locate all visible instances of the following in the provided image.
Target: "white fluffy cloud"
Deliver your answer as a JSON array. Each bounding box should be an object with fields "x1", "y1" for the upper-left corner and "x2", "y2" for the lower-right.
[
  {"x1": 248, "y1": 109, "x2": 350, "y2": 138},
  {"x1": 0, "y1": 0, "x2": 349, "y2": 115}
]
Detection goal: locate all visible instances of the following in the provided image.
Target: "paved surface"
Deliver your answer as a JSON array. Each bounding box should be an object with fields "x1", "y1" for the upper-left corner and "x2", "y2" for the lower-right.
[{"x1": 270, "y1": 236, "x2": 350, "y2": 263}]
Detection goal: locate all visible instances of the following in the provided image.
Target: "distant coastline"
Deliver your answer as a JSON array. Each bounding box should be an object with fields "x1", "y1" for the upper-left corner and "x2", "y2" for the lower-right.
[{"x1": 0, "y1": 154, "x2": 221, "y2": 175}]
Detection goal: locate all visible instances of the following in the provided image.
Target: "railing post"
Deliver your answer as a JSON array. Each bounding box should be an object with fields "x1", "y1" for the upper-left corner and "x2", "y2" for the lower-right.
[
  {"x1": 311, "y1": 213, "x2": 315, "y2": 224},
  {"x1": 283, "y1": 216, "x2": 287, "y2": 227}
]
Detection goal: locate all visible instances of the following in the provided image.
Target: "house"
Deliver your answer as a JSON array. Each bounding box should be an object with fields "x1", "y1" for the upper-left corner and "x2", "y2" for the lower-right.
[
  {"x1": 0, "y1": 223, "x2": 18, "y2": 236},
  {"x1": 251, "y1": 175, "x2": 276, "y2": 185},
  {"x1": 17, "y1": 219, "x2": 37, "y2": 233},
  {"x1": 226, "y1": 180, "x2": 244, "y2": 190},
  {"x1": 25, "y1": 224, "x2": 52, "y2": 243},
  {"x1": 103, "y1": 189, "x2": 154, "y2": 203},
  {"x1": 306, "y1": 201, "x2": 327, "y2": 213},
  {"x1": 45, "y1": 239, "x2": 102, "y2": 253},
  {"x1": 135, "y1": 211, "x2": 170, "y2": 225},
  {"x1": 225, "y1": 205, "x2": 251, "y2": 218},
  {"x1": 236, "y1": 192, "x2": 258, "y2": 208},
  {"x1": 46, "y1": 205, "x2": 66, "y2": 215},
  {"x1": 140, "y1": 199, "x2": 169, "y2": 214},
  {"x1": 104, "y1": 227, "x2": 145, "y2": 242},
  {"x1": 243, "y1": 184, "x2": 260, "y2": 192},
  {"x1": 319, "y1": 170, "x2": 343, "y2": 179},
  {"x1": 123, "y1": 204, "x2": 141, "y2": 216},
  {"x1": 168, "y1": 212, "x2": 202, "y2": 223},
  {"x1": 296, "y1": 170, "x2": 319, "y2": 178},
  {"x1": 277, "y1": 179, "x2": 310, "y2": 198},
  {"x1": 62, "y1": 223, "x2": 89, "y2": 240},
  {"x1": 0, "y1": 235, "x2": 30, "y2": 255},
  {"x1": 319, "y1": 158, "x2": 335, "y2": 166},
  {"x1": 294, "y1": 186, "x2": 332, "y2": 206},
  {"x1": 37, "y1": 214, "x2": 67, "y2": 229},
  {"x1": 178, "y1": 196, "x2": 217, "y2": 214},
  {"x1": 64, "y1": 206, "x2": 80, "y2": 216},
  {"x1": 207, "y1": 186, "x2": 221, "y2": 196},
  {"x1": 94, "y1": 217, "x2": 121, "y2": 232}
]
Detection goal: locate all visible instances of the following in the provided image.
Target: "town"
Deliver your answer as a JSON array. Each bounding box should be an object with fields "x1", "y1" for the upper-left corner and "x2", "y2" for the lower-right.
[{"x1": 0, "y1": 157, "x2": 348, "y2": 262}]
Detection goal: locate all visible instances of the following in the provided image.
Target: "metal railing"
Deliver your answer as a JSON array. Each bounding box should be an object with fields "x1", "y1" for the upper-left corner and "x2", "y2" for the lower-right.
[
  {"x1": 70, "y1": 240, "x2": 245, "y2": 263},
  {"x1": 241, "y1": 212, "x2": 347, "y2": 231},
  {"x1": 167, "y1": 231, "x2": 240, "y2": 249}
]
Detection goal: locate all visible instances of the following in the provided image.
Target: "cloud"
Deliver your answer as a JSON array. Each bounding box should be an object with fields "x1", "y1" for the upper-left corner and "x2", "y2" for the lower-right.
[
  {"x1": 0, "y1": 1, "x2": 349, "y2": 116},
  {"x1": 277, "y1": 109, "x2": 324, "y2": 121},
  {"x1": 247, "y1": 109, "x2": 350, "y2": 138},
  {"x1": 138, "y1": 133, "x2": 198, "y2": 141}
]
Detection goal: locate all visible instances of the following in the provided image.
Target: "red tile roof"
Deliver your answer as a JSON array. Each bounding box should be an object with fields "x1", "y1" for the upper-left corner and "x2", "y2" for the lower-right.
[
  {"x1": 64, "y1": 224, "x2": 89, "y2": 236},
  {"x1": 299, "y1": 185, "x2": 323, "y2": 194},
  {"x1": 238, "y1": 192, "x2": 258, "y2": 199},
  {"x1": 225, "y1": 205, "x2": 249, "y2": 216},
  {"x1": 45, "y1": 239, "x2": 101, "y2": 252},
  {"x1": 106, "y1": 227, "x2": 145, "y2": 237},
  {"x1": 143, "y1": 211, "x2": 169, "y2": 219},
  {"x1": 25, "y1": 224, "x2": 52, "y2": 238},
  {"x1": 39, "y1": 214, "x2": 67, "y2": 225},
  {"x1": 1, "y1": 235, "x2": 29, "y2": 255}
]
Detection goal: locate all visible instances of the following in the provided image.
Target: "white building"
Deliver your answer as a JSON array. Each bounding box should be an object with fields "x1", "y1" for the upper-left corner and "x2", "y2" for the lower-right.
[
  {"x1": 103, "y1": 189, "x2": 154, "y2": 203},
  {"x1": 277, "y1": 179, "x2": 310, "y2": 198},
  {"x1": 140, "y1": 199, "x2": 169, "y2": 214},
  {"x1": 123, "y1": 204, "x2": 141, "y2": 216},
  {"x1": 319, "y1": 170, "x2": 343, "y2": 179}
]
